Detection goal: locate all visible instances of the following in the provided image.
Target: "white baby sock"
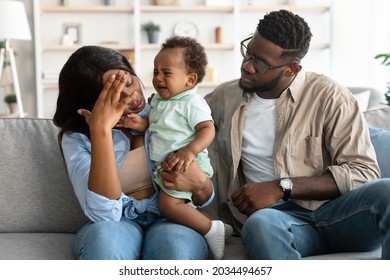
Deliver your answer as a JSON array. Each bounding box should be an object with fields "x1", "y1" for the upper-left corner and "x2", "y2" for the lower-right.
[{"x1": 204, "y1": 220, "x2": 225, "y2": 260}]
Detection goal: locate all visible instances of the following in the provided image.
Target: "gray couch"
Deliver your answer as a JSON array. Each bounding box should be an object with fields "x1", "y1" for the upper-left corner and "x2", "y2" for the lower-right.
[{"x1": 0, "y1": 106, "x2": 389, "y2": 260}]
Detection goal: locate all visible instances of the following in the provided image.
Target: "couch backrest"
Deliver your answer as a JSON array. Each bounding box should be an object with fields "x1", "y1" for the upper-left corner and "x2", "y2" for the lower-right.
[
  {"x1": 363, "y1": 107, "x2": 390, "y2": 178},
  {"x1": 348, "y1": 87, "x2": 386, "y2": 110},
  {"x1": 0, "y1": 118, "x2": 87, "y2": 233}
]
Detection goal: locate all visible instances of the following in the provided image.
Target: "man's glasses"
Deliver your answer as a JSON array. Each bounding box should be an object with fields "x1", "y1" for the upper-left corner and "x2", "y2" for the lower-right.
[{"x1": 240, "y1": 36, "x2": 297, "y2": 74}]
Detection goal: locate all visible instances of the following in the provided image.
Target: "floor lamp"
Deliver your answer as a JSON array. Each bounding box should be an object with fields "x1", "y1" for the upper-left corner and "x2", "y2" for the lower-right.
[{"x1": 0, "y1": 1, "x2": 32, "y2": 118}]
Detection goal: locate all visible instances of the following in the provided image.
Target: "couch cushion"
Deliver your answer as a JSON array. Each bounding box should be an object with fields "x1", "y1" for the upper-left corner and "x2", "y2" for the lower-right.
[
  {"x1": 368, "y1": 125, "x2": 390, "y2": 178},
  {"x1": 352, "y1": 89, "x2": 371, "y2": 111},
  {"x1": 349, "y1": 87, "x2": 387, "y2": 110},
  {"x1": 0, "y1": 118, "x2": 87, "y2": 233},
  {"x1": 0, "y1": 233, "x2": 76, "y2": 260},
  {"x1": 363, "y1": 107, "x2": 390, "y2": 178},
  {"x1": 363, "y1": 107, "x2": 390, "y2": 128}
]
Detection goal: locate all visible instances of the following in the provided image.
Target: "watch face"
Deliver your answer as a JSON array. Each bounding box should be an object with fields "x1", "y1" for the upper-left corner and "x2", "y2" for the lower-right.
[
  {"x1": 173, "y1": 21, "x2": 199, "y2": 38},
  {"x1": 280, "y1": 178, "x2": 293, "y2": 190}
]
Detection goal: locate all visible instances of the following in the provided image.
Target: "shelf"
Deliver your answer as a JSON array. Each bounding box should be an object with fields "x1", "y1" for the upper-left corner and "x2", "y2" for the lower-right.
[
  {"x1": 34, "y1": 0, "x2": 332, "y2": 118},
  {"x1": 41, "y1": 6, "x2": 133, "y2": 13},
  {"x1": 240, "y1": 5, "x2": 330, "y2": 13},
  {"x1": 310, "y1": 43, "x2": 330, "y2": 50},
  {"x1": 140, "y1": 43, "x2": 234, "y2": 51},
  {"x1": 0, "y1": 112, "x2": 28, "y2": 118},
  {"x1": 140, "y1": 5, "x2": 234, "y2": 13},
  {"x1": 41, "y1": 44, "x2": 134, "y2": 52},
  {"x1": 42, "y1": 82, "x2": 58, "y2": 90},
  {"x1": 41, "y1": 4, "x2": 329, "y2": 14}
]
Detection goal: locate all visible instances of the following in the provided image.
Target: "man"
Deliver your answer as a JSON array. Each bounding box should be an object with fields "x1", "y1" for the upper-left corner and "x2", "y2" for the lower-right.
[{"x1": 205, "y1": 9, "x2": 390, "y2": 259}]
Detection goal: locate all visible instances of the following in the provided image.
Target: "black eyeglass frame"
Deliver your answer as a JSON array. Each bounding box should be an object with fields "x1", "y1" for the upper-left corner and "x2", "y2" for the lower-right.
[{"x1": 240, "y1": 36, "x2": 298, "y2": 74}]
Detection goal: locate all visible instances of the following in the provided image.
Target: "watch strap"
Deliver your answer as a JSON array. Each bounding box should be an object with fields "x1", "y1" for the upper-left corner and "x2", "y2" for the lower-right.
[{"x1": 282, "y1": 189, "x2": 291, "y2": 201}]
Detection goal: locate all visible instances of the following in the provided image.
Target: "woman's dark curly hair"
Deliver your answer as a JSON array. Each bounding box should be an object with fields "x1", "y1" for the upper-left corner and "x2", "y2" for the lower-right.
[
  {"x1": 257, "y1": 9, "x2": 312, "y2": 61},
  {"x1": 160, "y1": 36, "x2": 208, "y2": 83},
  {"x1": 53, "y1": 46, "x2": 137, "y2": 140}
]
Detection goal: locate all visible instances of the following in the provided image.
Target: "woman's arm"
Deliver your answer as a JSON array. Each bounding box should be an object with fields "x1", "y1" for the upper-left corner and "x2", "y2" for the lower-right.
[{"x1": 78, "y1": 72, "x2": 133, "y2": 199}]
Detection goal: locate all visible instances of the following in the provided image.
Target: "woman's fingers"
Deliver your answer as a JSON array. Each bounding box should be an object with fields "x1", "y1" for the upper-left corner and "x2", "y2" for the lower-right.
[
  {"x1": 110, "y1": 71, "x2": 128, "y2": 104},
  {"x1": 99, "y1": 71, "x2": 127, "y2": 105},
  {"x1": 99, "y1": 73, "x2": 117, "y2": 100},
  {"x1": 77, "y1": 109, "x2": 92, "y2": 125}
]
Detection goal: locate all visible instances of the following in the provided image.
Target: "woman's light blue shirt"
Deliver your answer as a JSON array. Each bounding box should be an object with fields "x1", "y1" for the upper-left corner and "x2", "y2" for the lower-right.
[
  {"x1": 61, "y1": 129, "x2": 160, "y2": 222},
  {"x1": 61, "y1": 125, "x2": 214, "y2": 222}
]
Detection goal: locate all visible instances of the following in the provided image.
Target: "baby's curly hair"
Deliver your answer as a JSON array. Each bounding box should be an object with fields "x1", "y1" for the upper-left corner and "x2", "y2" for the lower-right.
[
  {"x1": 161, "y1": 36, "x2": 208, "y2": 83},
  {"x1": 257, "y1": 10, "x2": 312, "y2": 61}
]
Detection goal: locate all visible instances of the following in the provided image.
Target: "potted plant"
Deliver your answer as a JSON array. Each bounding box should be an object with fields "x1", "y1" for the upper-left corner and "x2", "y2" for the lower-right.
[
  {"x1": 375, "y1": 53, "x2": 390, "y2": 106},
  {"x1": 142, "y1": 21, "x2": 160, "y2": 44},
  {"x1": 4, "y1": 94, "x2": 18, "y2": 114}
]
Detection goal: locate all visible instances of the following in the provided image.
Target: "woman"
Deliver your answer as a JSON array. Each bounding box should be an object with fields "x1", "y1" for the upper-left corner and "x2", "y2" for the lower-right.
[{"x1": 53, "y1": 46, "x2": 213, "y2": 260}]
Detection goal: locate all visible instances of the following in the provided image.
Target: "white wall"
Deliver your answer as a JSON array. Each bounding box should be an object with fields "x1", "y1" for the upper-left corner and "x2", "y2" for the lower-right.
[
  {"x1": 331, "y1": 0, "x2": 390, "y2": 93},
  {"x1": 9, "y1": 0, "x2": 390, "y2": 117}
]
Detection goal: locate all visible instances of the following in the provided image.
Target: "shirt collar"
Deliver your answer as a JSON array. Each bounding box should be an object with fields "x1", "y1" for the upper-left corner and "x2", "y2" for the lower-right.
[{"x1": 286, "y1": 70, "x2": 306, "y2": 102}]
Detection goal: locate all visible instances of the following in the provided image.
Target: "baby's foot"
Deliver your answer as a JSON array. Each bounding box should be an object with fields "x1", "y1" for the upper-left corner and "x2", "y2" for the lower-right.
[{"x1": 204, "y1": 220, "x2": 225, "y2": 260}]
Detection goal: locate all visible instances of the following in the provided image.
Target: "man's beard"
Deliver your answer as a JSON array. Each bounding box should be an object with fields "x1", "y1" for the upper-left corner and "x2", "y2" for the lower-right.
[{"x1": 239, "y1": 74, "x2": 282, "y2": 95}]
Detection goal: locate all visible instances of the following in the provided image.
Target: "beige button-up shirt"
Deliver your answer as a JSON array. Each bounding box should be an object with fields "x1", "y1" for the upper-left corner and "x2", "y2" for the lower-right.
[{"x1": 205, "y1": 71, "x2": 380, "y2": 228}]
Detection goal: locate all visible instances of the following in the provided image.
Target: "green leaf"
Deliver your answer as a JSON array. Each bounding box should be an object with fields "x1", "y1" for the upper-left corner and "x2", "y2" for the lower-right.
[{"x1": 375, "y1": 53, "x2": 390, "y2": 65}]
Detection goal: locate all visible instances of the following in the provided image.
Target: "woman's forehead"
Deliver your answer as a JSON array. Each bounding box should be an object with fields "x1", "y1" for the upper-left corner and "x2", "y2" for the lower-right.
[{"x1": 102, "y1": 69, "x2": 134, "y2": 82}]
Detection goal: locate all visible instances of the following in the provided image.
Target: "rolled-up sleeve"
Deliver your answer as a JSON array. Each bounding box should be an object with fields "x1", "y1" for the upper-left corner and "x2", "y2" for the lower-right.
[{"x1": 324, "y1": 101, "x2": 380, "y2": 194}]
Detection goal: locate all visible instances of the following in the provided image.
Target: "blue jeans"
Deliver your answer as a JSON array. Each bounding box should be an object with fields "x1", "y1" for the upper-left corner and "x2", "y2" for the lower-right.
[
  {"x1": 74, "y1": 211, "x2": 208, "y2": 260},
  {"x1": 242, "y1": 179, "x2": 390, "y2": 259}
]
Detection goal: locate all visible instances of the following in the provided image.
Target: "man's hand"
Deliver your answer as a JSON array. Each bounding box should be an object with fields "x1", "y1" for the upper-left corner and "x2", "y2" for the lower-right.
[
  {"x1": 160, "y1": 159, "x2": 212, "y2": 206},
  {"x1": 160, "y1": 159, "x2": 206, "y2": 193},
  {"x1": 231, "y1": 181, "x2": 282, "y2": 216}
]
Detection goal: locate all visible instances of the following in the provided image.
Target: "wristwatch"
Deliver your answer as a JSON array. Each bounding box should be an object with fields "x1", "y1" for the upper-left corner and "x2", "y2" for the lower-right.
[{"x1": 279, "y1": 178, "x2": 293, "y2": 201}]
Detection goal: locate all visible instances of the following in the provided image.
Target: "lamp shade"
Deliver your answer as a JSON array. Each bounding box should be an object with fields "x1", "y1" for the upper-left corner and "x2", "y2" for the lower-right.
[{"x1": 0, "y1": 1, "x2": 31, "y2": 41}]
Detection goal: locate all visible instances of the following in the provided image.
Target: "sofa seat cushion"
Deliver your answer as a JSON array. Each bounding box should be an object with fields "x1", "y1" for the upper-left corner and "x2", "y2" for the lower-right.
[
  {"x1": 0, "y1": 233, "x2": 76, "y2": 260},
  {"x1": 223, "y1": 236, "x2": 248, "y2": 259}
]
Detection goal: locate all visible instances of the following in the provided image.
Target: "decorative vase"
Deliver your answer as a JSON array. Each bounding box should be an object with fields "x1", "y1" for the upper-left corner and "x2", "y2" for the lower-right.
[
  {"x1": 104, "y1": 0, "x2": 115, "y2": 6},
  {"x1": 147, "y1": 31, "x2": 159, "y2": 44},
  {"x1": 7, "y1": 102, "x2": 18, "y2": 114},
  {"x1": 215, "y1": 27, "x2": 222, "y2": 43}
]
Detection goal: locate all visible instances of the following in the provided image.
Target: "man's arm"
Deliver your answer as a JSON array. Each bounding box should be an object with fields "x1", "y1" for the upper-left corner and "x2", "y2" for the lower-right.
[
  {"x1": 160, "y1": 159, "x2": 214, "y2": 207},
  {"x1": 232, "y1": 173, "x2": 339, "y2": 216}
]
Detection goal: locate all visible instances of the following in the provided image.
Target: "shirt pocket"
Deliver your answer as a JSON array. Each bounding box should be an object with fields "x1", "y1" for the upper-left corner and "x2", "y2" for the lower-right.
[{"x1": 288, "y1": 135, "x2": 324, "y2": 177}]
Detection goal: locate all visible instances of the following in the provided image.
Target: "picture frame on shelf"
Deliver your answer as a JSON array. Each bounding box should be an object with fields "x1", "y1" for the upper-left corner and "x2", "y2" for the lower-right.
[{"x1": 63, "y1": 23, "x2": 81, "y2": 44}]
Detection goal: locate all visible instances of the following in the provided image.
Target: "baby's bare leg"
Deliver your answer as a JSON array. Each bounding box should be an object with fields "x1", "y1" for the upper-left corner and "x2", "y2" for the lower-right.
[
  {"x1": 158, "y1": 190, "x2": 211, "y2": 235},
  {"x1": 158, "y1": 190, "x2": 226, "y2": 259}
]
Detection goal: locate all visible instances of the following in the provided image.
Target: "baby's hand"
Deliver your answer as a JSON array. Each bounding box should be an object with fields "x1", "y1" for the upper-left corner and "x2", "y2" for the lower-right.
[
  {"x1": 165, "y1": 147, "x2": 195, "y2": 173},
  {"x1": 116, "y1": 114, "x2": 148, "y2": 132}
]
